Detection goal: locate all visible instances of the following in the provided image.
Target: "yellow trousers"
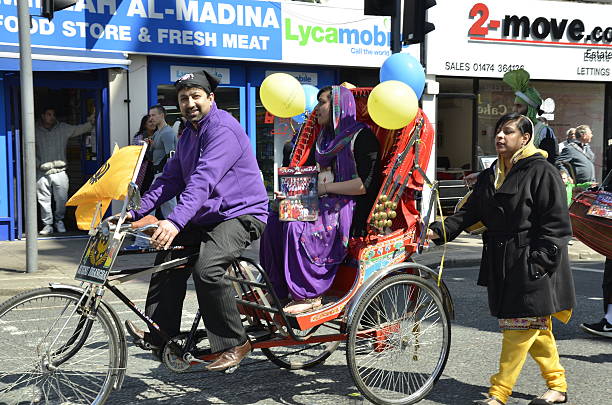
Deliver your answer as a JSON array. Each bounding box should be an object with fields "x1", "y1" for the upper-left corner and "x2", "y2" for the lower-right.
[{"x1": 489, "y1": 320, "x2": 567, "y2": 404}]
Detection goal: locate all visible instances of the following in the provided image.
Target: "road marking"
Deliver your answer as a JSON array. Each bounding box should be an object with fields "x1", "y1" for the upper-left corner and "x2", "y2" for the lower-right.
[
  {"x1": 0, "y1": 276, "x2": 72, "y2": 281},
  {"x1": 587, "y1": 297, "x2": 604, "y2": 301}
]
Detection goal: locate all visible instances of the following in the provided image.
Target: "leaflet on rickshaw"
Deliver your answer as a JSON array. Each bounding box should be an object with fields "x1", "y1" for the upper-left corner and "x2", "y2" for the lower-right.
[
  {"x1": 278, "y1": 166, "x2": 319, "y2": 222},
  {"x1": 587, "y1": 191, "x2": 612, "y2": 220},
  {"x1": 74, "y1": 231, "x2": 126, "y2": 285}
]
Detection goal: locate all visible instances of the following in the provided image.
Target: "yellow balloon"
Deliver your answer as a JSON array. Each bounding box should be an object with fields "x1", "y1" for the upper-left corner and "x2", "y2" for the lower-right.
[
  {"x1": 367, "y1": 80, "x2": 418, "y2": 130},
  {"x1": 260, "y1": 73, "x2": 306, "y2": 118}
]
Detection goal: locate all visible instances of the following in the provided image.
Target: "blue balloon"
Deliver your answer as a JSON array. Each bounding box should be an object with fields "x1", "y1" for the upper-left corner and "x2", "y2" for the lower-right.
[
  {"x1": 302, "y1": 85, "x2": 319, "y2": 113},
  {"x1": 379, "y1": 53, "x2": 425, "y2": 99}
]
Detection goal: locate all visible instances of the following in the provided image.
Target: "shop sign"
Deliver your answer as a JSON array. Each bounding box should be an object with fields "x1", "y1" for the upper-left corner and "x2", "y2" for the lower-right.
[
  {"x1": 279, "y1": 1, "x2": 418, "y2": 67},
  {"x1": 427, "y1": 0, "x2": 612, "y2": 81},
  {"x1": 265, "y1": 70, "x2": 317, "y2": 86},
  {"x1": 0, "y1": 0, "x2": 419, "y2": 67},
  {"x1": 0, "y1": 0, "x2": 283, "y2": 61},
  {"x1": 170, "y1": 65, "x2": 230, "y2": 83}
]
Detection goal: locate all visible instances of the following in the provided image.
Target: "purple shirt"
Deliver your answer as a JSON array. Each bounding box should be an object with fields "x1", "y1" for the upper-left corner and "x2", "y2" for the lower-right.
[{"x1": 132, "y1": 103, "x2": 268, "y2": 230}]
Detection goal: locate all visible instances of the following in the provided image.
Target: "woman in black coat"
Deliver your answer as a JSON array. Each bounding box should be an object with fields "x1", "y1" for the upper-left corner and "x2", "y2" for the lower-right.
[{"x1": 428, "y1": 113, "x2": 575, "y2": 405}]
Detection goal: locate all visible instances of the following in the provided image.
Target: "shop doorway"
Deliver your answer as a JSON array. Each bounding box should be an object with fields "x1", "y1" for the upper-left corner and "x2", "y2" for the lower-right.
[
  {"x1": 3, "y1": 71, "x2": 109, "y2": 239},
  {"x1": 436, "y1": 91, "x2": 476, "y2": 213},
  {"x1": 156, "y1": 84, "x2": 245, "y2": 132}
]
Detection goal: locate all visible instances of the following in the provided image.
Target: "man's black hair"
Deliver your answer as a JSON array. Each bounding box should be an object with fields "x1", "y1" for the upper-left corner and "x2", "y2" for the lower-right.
[
  {"x1": 174, "y1": 70, "x2": 220, "y2": 95},
  {"x1": 149, "y1": 104, "x2": 167, "y2": 117},
  {"x1": 40, "y1": 106, "x2": 56, "y2": 115}
]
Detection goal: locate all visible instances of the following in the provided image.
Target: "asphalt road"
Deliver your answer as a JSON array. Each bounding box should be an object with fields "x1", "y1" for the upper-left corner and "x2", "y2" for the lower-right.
[{"x1": 1, "y1": 260, "x2": 610, "y2": 404}]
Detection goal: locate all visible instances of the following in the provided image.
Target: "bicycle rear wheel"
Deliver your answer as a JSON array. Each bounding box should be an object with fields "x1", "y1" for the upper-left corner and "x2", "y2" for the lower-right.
[
  {"x1": 261, "y1": 323, "x2": 341, "y2": 370},
  {"x1": 0, "y1": 287, "x2": 121, "y2": 405}
]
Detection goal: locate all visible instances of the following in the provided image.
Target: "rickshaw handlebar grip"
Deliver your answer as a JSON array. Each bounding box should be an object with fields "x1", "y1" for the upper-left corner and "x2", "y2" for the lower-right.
[{"x1": 134, "y1": 224, "x2": 158, "y2": 237}]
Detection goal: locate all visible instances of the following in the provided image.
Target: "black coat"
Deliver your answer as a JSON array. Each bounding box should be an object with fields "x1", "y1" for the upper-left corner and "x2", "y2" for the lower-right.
[{"x1": 430, "y1": 154, "x2": 576, "y2": 318}]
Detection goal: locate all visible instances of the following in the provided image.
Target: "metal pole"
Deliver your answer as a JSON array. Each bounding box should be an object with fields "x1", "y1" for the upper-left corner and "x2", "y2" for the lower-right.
[
  {"x1": 17, "y1": 0, "x2": 38, "y2": 273},
  {"x1": 391, "y1": 0, "x2": 402, "y2": 53}
]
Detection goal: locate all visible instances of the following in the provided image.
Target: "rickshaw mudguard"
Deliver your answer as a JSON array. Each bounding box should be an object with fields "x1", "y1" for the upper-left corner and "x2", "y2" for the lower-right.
[
  {"x1": 48, "y1": 283, "x2": 128, "y2": 391},
  {"x1": 343, "y1": 262, "x2": 455, "y2": 327}
]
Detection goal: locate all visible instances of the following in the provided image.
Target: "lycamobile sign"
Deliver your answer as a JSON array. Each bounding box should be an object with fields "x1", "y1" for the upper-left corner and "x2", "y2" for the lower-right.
[{"x1": 284, "y1": 18, "x2": 391, "y2": 47}]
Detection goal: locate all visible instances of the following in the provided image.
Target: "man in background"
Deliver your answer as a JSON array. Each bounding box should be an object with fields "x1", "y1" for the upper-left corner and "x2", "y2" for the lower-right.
[
  {"x1": 36, "y1": 107, "x2": 95, "y2": 235},
  {"x1": 557, "y1": 124, "x2": 596, "y2": 184},
  {"x1": 559, "y1": 127, "x2": 575, "y2": 154},
  {"x1": 148, "y1": 104, "x2": 177, "y2": 218},
  {"x1": 503, "y1": 68, "x2": 558, "y2": 165}
]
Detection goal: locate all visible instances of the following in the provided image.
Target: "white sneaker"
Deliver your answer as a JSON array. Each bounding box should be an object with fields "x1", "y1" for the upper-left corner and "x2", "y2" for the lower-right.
[
  {"x1": 55, "y1": 221, "x2": 66, "y2": 233},
  {"x1": 39, "y1": 225, "x2": 54, "y2": 235}
]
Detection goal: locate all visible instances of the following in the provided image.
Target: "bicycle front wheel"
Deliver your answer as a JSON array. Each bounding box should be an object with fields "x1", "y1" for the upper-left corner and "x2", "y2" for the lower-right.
[{"x1": 0, "y1": 287, "x2": 121, "y2": 405}]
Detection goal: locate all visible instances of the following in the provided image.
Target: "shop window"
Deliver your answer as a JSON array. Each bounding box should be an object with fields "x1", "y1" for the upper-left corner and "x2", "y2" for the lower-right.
[
  {"x1": 438, "y1": 77, "x2": 473, "y2": 93},
  {"x1": 156, "y1": 85, "x2": 241, "y2": 127},
  {"x1": 338, "y1": 67, "x2": 379, "y2": 87},
  {"x1": 537, "y1": 81, "x2": 605, "y2": 180},
  {"x1": 477, "y1": 79, "x2": 605, "y2": 179},
  {"x1": 255, "y1": 88, "x2": 303, "y2": 195},
  {"x1": 436, "y1": 78, "x2": 475, "y2": 171},
  {"x1": 477, "y1": 79, "x2": 514, "y2": 158},
  {"x1": 437, "y1": 97, "x2": 474, "y2": 172}
]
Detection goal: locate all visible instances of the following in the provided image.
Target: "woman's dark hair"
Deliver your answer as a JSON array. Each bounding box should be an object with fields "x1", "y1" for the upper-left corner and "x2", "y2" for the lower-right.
[
  {"x1": 316, "y1": 86, "x2": 333, "y2": 101},
  {"x1": 137, "y1": 114, "x2": 150, "y2": 135},
  {"x1": 494, "y1": 112, "x2": 533, "y2": 141}
]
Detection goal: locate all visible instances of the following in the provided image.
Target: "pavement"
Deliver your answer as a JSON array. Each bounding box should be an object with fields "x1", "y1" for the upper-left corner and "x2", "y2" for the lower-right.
[{"x1": 0, "y1": 233, "x2": 605, "y2": 299}]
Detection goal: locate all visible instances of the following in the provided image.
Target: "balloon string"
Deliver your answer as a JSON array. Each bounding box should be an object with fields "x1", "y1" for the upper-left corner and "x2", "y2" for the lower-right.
[{"x1": 435, "y1": 190, "x2": 447, "y2": 287}]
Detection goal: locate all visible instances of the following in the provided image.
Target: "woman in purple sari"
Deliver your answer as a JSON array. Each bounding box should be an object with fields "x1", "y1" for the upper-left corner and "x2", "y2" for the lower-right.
[{"x1": 261, "y1": 85, "x2": 380, "y2": 314}]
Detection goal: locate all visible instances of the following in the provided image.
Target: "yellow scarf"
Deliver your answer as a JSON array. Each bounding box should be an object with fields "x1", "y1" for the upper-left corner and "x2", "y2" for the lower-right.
[{"x1": 494, "y1": 141, "x2": 548, "y2": 190}]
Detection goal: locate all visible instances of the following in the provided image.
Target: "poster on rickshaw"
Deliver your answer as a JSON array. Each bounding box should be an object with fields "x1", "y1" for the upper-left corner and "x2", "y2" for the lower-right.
[
  {"x1": 587, "y1": 191, "x2": 612, "y2": 220},
  {"x1": 278, "y1": 166, "x2": 319, "y2": 221},
  {"x1": 74, "y1": 231, "x2": 126, "y2": 285}
]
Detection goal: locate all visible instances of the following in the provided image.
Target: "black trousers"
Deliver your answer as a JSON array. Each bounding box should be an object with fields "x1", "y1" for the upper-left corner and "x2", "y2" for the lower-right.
[
  {"x1": 144, "y1": 215, "x2": 265, "y2": 352},
  {"x1": 603, "y1": 258, "x2": 612, "y2": 312}
]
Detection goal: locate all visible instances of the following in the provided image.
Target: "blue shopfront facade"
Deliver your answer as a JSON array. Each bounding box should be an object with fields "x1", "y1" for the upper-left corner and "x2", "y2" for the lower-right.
[
  {"x1": 0, "y1": 0, "x2": 393, "y2": 240},
  {"x1": 147, "y1": 57, "x2": 339, "y2": 193}
]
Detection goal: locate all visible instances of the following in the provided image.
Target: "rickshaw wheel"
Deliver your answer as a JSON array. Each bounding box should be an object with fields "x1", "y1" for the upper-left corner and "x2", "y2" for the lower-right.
[
  {"x1": 261, "y1": 323, "x2": 341, "y2": 370},
  {"x1": 346, "y1": 274, "x2": 451, "y2": 405}
]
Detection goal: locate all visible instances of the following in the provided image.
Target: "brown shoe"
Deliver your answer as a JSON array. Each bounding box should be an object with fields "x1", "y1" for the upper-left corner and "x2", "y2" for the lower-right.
[
  {"x1": 125, "y1": 320, "x2": 160, "y2": 351},
  {"x1": 205, "y1": 340, "x2": 252, "y2": 372}
]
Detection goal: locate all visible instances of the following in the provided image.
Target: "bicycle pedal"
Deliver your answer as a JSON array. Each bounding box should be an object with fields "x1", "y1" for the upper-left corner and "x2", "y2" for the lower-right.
[{"x1": 132, "y1": 337, "x2": 160, "y2": 351}]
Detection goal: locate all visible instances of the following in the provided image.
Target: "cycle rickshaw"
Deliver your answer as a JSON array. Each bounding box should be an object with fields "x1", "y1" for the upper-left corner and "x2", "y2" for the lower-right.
[{"x1": 0, "y1": 88, "x2": 454, "y2": 405}]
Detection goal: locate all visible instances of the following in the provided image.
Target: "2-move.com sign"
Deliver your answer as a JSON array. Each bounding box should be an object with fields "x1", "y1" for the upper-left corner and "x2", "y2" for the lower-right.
[
  {"x1": 427, "y1": 0, "x2": 612, "y2": 81},
  {"x1": 468, "y1": 3, "x2": 612, "y2": 46}
]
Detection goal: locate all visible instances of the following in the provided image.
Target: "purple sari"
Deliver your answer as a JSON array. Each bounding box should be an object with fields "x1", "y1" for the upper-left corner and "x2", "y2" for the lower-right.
[{"x1": 260, "y1": 86, "x2": 366, "y2": 300}]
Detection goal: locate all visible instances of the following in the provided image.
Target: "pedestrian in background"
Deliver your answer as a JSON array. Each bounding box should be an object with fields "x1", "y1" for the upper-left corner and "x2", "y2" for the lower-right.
[
  {"x1": 148, "y1": 104, "x2": 177, "y2": 218},
  {"x1": 428, "y1": 113, "x2": 574, "y2": 405},
  {"x1": 581, "y1": 259, "x2": 612, "y2": 338},
  {"x1": 132, "y1": 114, "x2": 156, "y2": 194},
  {"x1": 558, "y1": 128, "x2": 575, "y2": 154},
  {"x1": 35, "y1": 106, "x2": 95, "y2": 235},
  {"x1": 556, "y1": 124, "x2": 596, "y2": 184},
  {"x1": 132, "y1": 114, "x2": 155, "y2": 146},
  {"x1": 580, "y1": 173, "x2": 612, "y2": 338}
]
